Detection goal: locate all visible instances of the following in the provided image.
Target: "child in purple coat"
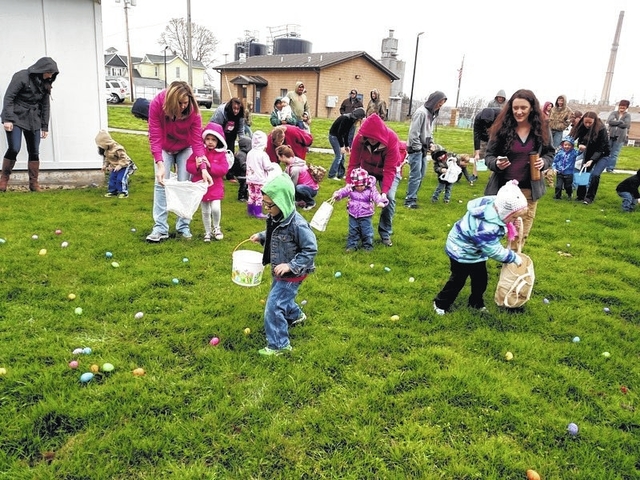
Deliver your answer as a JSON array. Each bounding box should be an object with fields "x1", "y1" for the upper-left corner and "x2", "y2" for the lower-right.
[{"x1": 332, "y1": 167, "x2": 388, "y2": 252}]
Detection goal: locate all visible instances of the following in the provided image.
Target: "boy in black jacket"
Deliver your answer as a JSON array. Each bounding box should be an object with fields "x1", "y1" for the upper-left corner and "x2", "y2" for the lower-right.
[{"x1": 616, "y1": 168, "x2": 640, "y2": 212}]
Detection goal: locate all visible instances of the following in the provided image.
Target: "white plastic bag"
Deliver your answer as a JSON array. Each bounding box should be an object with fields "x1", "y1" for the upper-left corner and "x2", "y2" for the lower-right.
[
  {"x1": 164, "y1": 176, "x2": 208, "y2": 220},
  {"x1": 439, "y1": 157, "x2": 462, "y2": 184},
  {"x1": 225, "y1": 150, "x2": 235, "y2": 169},
  {"x1": 310, "y1": 199, "x2": 335, "y2": 232}
]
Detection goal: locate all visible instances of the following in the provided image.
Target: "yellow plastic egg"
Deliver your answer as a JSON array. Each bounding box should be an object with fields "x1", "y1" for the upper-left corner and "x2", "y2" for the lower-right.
[
  {"x1": 132, "y1": 368, "x2": 145, "y2": 376},
  {"x1": 90, "y1": 364, "x2": 99, "y2": 373}
]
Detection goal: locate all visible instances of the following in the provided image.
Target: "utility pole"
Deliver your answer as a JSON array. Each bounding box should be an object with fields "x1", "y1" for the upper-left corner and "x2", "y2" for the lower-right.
[
  {"x1": 187, "y1": 0, "x2": 193, "y2": 88},
  {"x1": 599, "y1": 11, "x2": 624, "y2": 106},
  {"x1": 116, "y1": 0, "x2": 137, "y2": 102},
  {"x1": 407, "y1": 32, "x2": 424, "y2": 118}
]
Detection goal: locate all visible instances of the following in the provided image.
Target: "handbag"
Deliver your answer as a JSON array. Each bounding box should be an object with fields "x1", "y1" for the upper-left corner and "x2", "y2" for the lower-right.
[
  {"x1": 494, "y1": 218, "x2": 535, "y2": 308},
  {"x1": 309, "y1": 198, "x2": 335, "y2": 232},
  {"x1": 164, "y1": 175, "x2": 208, "y2": 220},
  {"x1": 573, "y1": 166, "x2": 591, "y2": 188}
]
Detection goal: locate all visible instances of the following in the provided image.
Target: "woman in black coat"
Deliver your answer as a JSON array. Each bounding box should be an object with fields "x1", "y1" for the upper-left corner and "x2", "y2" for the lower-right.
[{"x1": 1, "y1": 57, "x2": 59, "y2": 191}]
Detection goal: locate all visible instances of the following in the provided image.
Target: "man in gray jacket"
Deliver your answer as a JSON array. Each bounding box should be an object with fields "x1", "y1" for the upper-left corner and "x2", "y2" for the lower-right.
[{"x1": 404, "y1": 91, "x2": 447, "y2": 209}]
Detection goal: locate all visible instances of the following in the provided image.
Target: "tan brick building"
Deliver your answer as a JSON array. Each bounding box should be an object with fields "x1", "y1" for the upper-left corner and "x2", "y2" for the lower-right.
[{"x1": 215, "y1": 51, "x2": 400, "y2": 119}]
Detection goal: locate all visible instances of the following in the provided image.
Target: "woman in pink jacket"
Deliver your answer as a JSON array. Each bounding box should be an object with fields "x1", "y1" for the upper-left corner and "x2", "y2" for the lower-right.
[
  {"x1": 186, "y1": 123, "x2": 230, "y2": 242},
  {"x1": 146, "y1": 81, "x2": 206, "y2": 242}
]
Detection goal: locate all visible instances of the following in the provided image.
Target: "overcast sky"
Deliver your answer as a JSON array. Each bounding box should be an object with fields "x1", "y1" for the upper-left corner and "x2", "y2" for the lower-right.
[{"x1": 101, "y1": 0, "x2": 638, "y2": 106}]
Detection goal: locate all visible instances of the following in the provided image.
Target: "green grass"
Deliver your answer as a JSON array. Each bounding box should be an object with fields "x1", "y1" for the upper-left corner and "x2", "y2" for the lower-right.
[{"x1": 0, "y1": 108, "x2": 639, "y2": 478}]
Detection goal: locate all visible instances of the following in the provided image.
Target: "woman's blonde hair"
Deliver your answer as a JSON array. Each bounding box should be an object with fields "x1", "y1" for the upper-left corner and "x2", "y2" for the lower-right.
[{"x1": 163, "y1": 81, "x2": 198, "y2": 118}]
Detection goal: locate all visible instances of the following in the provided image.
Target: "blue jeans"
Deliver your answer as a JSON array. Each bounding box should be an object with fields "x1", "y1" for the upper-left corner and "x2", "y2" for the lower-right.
[
  {"x1": 264, "y1": 279, "x2": 302, "y2": 349},
  {"x1": 328, "y1": 134, "x2": 345, "y2": 179},
  {"x1": 606, "y1": 139, "x2": 624, "y2": 171},
  {"x1": 432, "y1": 181, "x2": 452, "y2": 202},
  {"x1": 347, "y1": 215, "x2": 374, "y2": 250},
  {"x1": 552, "y1": 130, "x2": 564, "y2": 149},
  {"x1": 151, "y1": 148, "x2": 192, "y2": 235},
  {"x1": 4, "y1": 126, "x2": 40, "y2": 160},
  {"x1": 295, "y1": 185, "x2": 317, "y2": 206},
  {"x1": 583, "y1": 157, "x2": 608, "y2": 202},
  {"x1": 404, "y1": 151, "x2": 427, "y2": 204},
  {"x1": 618, "y1": 191, "x2": 636, "y2": 212},
  {"x1": 378, "y1": 172, "x2": 400, "y2": 240}
]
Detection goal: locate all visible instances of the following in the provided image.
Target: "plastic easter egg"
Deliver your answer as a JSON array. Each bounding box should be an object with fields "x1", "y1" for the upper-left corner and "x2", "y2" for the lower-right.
[
  {"x1": 0, "y1": 238, "x2": 6, "y2": 244},
  {"x1": 603, "y1": 307, "x2": 610, "y2": 313},
  {"x1": 567, "y1": 422, "x2": 579, "y2": 436},
  {"x1": 620, "y1": 385, "x2": 628, "y2": 394},
  {"x1": 68, "y1": 293, "x2": 76, "y2": 300},
  {"x1": 543, "y1": 298, "x2": 550, "y2": 304},
  {"x1": 505, "y1": 352, "x2": 514, "y2": 361},
  {"x1": 61, "y1": 241, "x2": 69, "y2": 248},
  {"x1": 409, "y1": 277, "x2": 415, "y2": 282},
  {"x1": 260, "y1": 299, "x2": 266, "y2": 304},
  {"x1": 369, "y1": 264, "x2": 375, "y2": 268},
  {"x1": 172, "y1": 278, "x2": 179, "y2": 284},
  {"x1": 390, "y1": 315, "x2": 400, "y2": 321},
  {"x1": 39, "y1": 249, "x2": 47, "y2": 256},
  {"x1": 102, "y1": 363, "x2": 115, "y2": 372},
  {"x1": 32, "y1": 234, "x2": 39, "y2": 240},
  {"x1": 572, "y1": 336, "x2": 580, "y2": 343},
  {"x1": 74, "y1": 307, "x2": 83, "y2": 315},
  {"x1": 602, "y1": 351, "x2": 611, "y2": 358},
  {"x1": 244, "y1": 328, "x2": 251, "y2": 335},
  {"x1": 55, "y1": 229, "x2": 62, "y2": 235},
  {"x1": 384, "y1": 267, "x2": 391, "y2": 272},
  {"x1": 526, "y1": 470, "x2": 541, "y2": 480},
  {"x1": 79, "y1": 372, "x2": 94, "y2": 383},
  {"x1": 182, "y1": 257, "x2": 189, "y2": 263},
  {"x1": 565, "y1": 219, "x2": 571, "y2": 223},
  {"x1": 566, "y1": 243, "x2": 571, "y2": 247},
  {"x1": 82, "y1": 347, "x2": 92, "y2": 355},
  {"x1": 132, "y1": 368, "x2": 145, "y2": 376},
  {"x1": 111, "y1": 262, "x2": 120, "y2": 268},
  {"x1": 90, "y1": 364, "x2": 100, "y2": 373},
  {"x1": 0, "y1": 367, "x2": 7, "y2": 375},
  {"x1": 105, "y1": 251, "x2": 113, "y2": 258},
  {"x1": 301, "y1": 300, "x2": 308, "y2": 306},
  {"x1": 131, "y1": 228, "x2": 136, "y2": 232},
  {"x1": 134, "y1": 311, "x2": 144, "y2": 319},
  {"x1": 334, "y1": 272, "x2": 342, "y2": 278},
  {"x1": 209, "y1": 337, "x2": 220, "y2": 346},
  {"x1": 72, "y1": 348, "x2": 83, "y2": 355},
  {"x1": 69, "y1": 361, "x2": 79, "y2": 369}
]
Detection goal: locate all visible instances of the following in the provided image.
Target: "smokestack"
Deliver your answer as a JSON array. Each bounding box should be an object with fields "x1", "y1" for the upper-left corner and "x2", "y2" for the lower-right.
[{"x1": 599, "y1": 11, "x2": 624, "y2": 106}]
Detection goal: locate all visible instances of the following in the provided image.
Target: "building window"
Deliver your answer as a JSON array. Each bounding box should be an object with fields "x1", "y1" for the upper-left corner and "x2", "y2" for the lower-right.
[
  {"x1": 280, "y1": 89, "x2": 287, "y2": 98},
  {"x1": 154, "y1": 67, "x2": 158, "y2": 77},
  {"x1": 176, "y1": 67, "x2": 180, "y2": 79}
]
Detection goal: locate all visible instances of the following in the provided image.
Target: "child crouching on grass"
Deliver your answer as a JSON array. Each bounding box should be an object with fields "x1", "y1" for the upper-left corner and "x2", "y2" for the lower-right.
[
  {"x1": 96, "y1": 130, "x2": 137, "y2": 198},
  {"x1": 250, "y1": 173, "x2": 317, "y2": 356},
  {"x1": 615, "y1": 168, "x2": 640, "y2": 212},
  {"x1": 332, "y1": 167, "x2": 388, "y2": 252},
  {"x1": 433, "y1": 180, "x2": 527, "y2": 315}
]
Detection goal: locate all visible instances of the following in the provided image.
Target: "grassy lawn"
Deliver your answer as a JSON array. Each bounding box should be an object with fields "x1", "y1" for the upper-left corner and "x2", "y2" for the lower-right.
[{"x1": 0, "y1": 106, "x2": 638, "y2": 478}]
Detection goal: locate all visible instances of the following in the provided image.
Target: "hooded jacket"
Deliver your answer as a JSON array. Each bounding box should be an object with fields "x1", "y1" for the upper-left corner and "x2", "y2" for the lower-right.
[
  {"x1": 266, "y1": 125, "x2": 313, "y2": 163},
  {"x1": 329, "y1": 107, "x2": 366, "y2": 147},
  {"x1": 186, "y1": 123, "x2": 230, "y2": 201},
  {"x1": 1, "y1": 57, "x2": 59, "y2": 132},
  {"x1": 333, "y1": 175, "x2": 388, "y2": 219},
  {"x1": 284, "y1": 156, "x2": 318, "y2": 190},
  {"x1": 445, "y1": 196, "x2": 519, "y2": 264},
  {"x1": 286, "y1": 82, "x2": 309, "y2": 120},
  {"x1": 407, "y1": 91, "x2": 447, "y2": 153},
  {"x1": 148, "y1": 89, "x2": 205, "y2": 163},
  {"x1": 246, "y1": 131, "x2": 276, "y2": 184},
  {"x1": 339, "y1": 91, "x2": 363, "y2": 115},
  {"x1": 210, "y1": 102, "x2": 246, "y2": 151},
  {"x1": 473, "y1": 107, "x2": 500, "y2": 150},
  {"x1": 95, "y1": 130, "x2": 132, "y2": 169},
  {"x1": 258, "y1": 173, "x2": 317, "y2": 277},
  {"x1": 347, "y1": 113, "x2": 400, "y2": 194},
  {"x1": 365, "y1": 89, "x2": 388, "y2": 120},
  {"x1": 487, "y1": 89, "x2": 506, "y2": 108},
  {"x1": 548, "y1": 95, "x2": 572, "y2": 132},
  {"x1": 230, "y1": 135, "x2": 251, "y2": 177}
]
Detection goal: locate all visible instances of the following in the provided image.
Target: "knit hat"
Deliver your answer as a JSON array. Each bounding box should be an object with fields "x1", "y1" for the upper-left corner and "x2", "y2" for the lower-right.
[
  {"x1": 561, "y1": 135, "x2": 574, "y2": 146},
  {"x1": 350, "y1": 167, "x2": 369, "y2": 187},
  {"x1": 352, "y1": 107, "x2": 366, "y2": 120},
  {"x1": 432, "y1": 150, "x2": 447, "y2": 161},
  {"x1": 495, "y1": 180, "x2": 528, "y2": 221}
]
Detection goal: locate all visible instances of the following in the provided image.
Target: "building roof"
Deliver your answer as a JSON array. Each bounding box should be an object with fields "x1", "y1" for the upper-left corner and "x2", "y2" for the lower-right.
[
  {"x1": 230, "y1": 75, "x2": 268, "y2": 86},
  {"x1": 215, "y1": 51, "x2": 399, "y2": 80}
]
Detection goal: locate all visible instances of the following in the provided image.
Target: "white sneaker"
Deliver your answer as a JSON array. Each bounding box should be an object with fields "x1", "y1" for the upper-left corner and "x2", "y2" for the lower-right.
[
  {"x1": 433, "y1": 302, "x2": 446, "y2": 315},
  {"x1": 203, "y1": 232, "x2": 211, "y2": 243},
  {"x1": 213, "y1": 227, "x2": 224, "y2": 240}
]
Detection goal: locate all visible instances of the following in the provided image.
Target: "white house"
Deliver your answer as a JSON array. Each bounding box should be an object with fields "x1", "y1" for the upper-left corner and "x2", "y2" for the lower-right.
[{"x1": 0, "y1": 0, "x2": 107, "y2": 188}]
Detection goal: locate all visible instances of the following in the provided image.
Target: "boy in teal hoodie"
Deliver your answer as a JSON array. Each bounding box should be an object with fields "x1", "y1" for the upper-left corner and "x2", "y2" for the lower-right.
[{"x1": 250, "y1": 173, "x2": 317, "y2": 355}]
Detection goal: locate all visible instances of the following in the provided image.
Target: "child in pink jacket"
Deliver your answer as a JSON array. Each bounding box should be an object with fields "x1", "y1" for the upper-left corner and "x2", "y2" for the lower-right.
[
  {"x1": 186, "y1": 123, "x2": 231, "y2": 241},
  {"x1": 332, "y1": 167, "x2": 388, "y2": 252}
]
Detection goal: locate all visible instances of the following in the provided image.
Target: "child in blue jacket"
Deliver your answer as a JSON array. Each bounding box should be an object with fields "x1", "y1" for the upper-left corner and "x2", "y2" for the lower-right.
[
  {"x1": 552, "y1": 135, "x2": 579, "y2": 200},
  {"x1": 433, "y1": 180, "x2": 527, "y2": 314},
  {"x1": 250, "y1": 174, "x2": 317, "y2": 356}
]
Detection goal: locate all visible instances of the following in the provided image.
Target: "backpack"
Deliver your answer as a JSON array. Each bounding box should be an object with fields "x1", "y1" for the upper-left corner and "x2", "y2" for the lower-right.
[
  {"x1": 439, "y1": 157, "x2": 462, "y2": 184},
  {"x1": 131, "y1": 98, "x2": 150, "y2": 121},
  {"x1": 307, "y1": 164, "x2": 327, "y2": 183}
]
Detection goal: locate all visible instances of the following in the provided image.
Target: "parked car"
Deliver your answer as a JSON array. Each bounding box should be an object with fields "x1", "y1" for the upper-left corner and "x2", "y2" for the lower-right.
[
  {"x1": 194, "y1": 88, "x2": 213, "y2": 109},
  {"x1": 106, "y1": 78, "x2": 129, "y2": 103}
]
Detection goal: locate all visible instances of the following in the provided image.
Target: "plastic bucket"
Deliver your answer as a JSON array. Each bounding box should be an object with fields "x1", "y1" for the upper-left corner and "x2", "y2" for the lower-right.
[{"x1": 232, "y1": 240, "x2": 265, "y2": 287}]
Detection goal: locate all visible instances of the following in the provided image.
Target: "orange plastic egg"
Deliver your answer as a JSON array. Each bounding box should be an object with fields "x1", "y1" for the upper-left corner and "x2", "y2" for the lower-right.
[{"x1": 526, "y1": 469, "x2": 541, "y2": 480}]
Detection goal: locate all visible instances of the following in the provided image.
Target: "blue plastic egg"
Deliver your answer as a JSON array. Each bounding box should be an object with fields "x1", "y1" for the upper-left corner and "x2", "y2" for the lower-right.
[
  {"x1": 80, "y1": 372, "x2": 94, "y2": 383},
  {"x1": 82, "y1": 347, "x2": 92, "y2": 355},
  {"x1": 105, "y1": 251, "x2": 113, "y2": 258}
]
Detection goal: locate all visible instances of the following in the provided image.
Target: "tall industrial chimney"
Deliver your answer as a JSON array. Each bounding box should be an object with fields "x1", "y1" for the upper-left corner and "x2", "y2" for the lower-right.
[{"x1": 599, "y1": 11, "x2": 624, "y2": 106}]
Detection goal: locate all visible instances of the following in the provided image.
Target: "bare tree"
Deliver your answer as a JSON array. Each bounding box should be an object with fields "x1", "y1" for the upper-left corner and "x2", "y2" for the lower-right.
[{"x1": 158, "y1": 18, "x2": 219, "y2": 67}]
